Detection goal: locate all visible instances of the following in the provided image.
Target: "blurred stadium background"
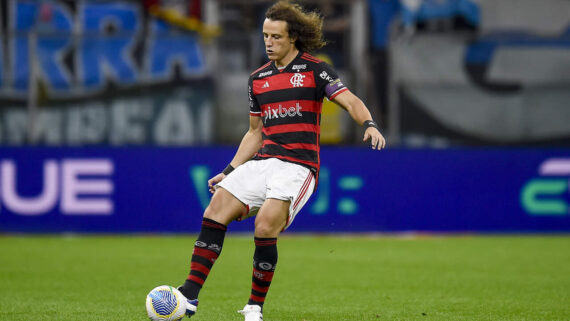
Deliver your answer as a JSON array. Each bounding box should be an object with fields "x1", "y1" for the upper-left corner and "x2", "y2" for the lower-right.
[
  {"x1": 1, "y1": 1, "x2": 569, "y2": 320},
  {"x1": 0, "y1": 0, "x2": 569, "y2": 233}
]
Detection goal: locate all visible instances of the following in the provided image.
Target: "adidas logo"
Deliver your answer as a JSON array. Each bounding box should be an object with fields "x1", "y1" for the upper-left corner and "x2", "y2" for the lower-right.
[{"x1": 262, "y1": 81, "x2": 269, "y2": 88}]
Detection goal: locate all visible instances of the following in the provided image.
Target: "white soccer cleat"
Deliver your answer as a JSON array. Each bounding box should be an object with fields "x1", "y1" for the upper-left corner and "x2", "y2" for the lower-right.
[
  {"x1": 176, "y1": 286, "x2": 198, "y2": 317},
  {"x1": 238, "y1": 304, "x2": 263, "y2": 321},
  {"x1": 185, "y1": 298, "x2": 198, "y2": 317}
]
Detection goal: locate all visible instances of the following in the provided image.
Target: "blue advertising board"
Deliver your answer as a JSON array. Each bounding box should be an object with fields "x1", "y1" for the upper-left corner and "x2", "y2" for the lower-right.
[{"x1": 0, "y1": 147, "x2": 569, "y2": 233}]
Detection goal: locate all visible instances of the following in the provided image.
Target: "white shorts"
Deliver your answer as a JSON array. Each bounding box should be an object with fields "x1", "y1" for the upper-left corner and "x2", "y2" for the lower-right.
[{"x1": 217, "y1": 158, "x2": 315, "y2": 230}]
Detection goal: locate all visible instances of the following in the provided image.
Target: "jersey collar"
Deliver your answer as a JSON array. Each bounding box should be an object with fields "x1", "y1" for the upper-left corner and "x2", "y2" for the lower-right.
[{"x1": 272, "y1": 51, "x2": 304, "y2": 73}]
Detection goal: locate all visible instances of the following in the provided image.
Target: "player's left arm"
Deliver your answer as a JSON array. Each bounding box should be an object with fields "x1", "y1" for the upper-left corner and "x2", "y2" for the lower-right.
[{"x1": 332, "y1": 90, "x2": 386, "y2": 150}]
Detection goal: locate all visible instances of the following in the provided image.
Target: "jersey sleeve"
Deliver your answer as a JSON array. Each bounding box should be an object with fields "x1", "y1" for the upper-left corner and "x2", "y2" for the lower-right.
[
  {"x1": 315, "y1": 62, "x2": 348, "y2": 101},
  {"x1": 248, "y1": 76, "x2": 262, "y2": 117}
]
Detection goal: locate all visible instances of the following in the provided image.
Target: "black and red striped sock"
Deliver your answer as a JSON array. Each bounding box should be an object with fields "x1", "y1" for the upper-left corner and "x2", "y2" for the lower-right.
[
  {"x1": 248, "y1": 237, "x2": 278, "y2": 307},
  {"x1": 179, "y1": 217, "x2": 227, "y2": 300}
]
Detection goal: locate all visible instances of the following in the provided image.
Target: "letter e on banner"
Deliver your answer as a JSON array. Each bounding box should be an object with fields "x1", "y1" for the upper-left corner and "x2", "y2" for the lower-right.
[{"x1": 61, "y1": 159, "x2": 114, "y2": 215}]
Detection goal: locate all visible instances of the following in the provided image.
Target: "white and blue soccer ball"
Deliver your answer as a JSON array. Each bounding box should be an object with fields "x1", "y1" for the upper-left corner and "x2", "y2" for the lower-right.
[{"x1": 146, "y1": 285, "x2": 187, "y2": 321}]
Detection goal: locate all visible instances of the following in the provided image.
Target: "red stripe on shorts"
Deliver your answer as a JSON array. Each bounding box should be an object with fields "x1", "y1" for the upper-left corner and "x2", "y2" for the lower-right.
[{"x1": 292, "y1": 172, "x2": 313, "y2": 211}]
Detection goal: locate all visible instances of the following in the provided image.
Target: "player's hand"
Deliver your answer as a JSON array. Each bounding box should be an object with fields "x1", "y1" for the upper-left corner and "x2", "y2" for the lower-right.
[
  {"x1": 208, "y1": 173, "x2": 226, "y2": 194},
  {"x1": 363, "y1": 127, "x2": 386, "y2": 150}
]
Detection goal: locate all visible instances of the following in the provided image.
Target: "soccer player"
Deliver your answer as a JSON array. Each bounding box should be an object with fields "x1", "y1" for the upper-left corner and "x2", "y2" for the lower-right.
[{"x1": 178, "y1": 1, "x2": 385, "y2": 320}]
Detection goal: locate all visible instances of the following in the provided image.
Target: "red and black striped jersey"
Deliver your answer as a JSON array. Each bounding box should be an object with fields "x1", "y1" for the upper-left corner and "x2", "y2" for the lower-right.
[{"x1": 248, "y1": 51, "x2": 348, "y2": 175}]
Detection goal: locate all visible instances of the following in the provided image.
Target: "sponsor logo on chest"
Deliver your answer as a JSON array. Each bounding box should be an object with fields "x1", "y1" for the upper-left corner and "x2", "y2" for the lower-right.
[{"x1": 263, "y1": 103, "x2": 303, "y2": 122}]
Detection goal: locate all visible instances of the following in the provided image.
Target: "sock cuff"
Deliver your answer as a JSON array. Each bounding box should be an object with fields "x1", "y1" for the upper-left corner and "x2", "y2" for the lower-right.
[
  {"x1": 254, "y1": 237, "x2": 277, "y2": 246},
  {"x1": 202, "y1": 217, "x2": 227, "y2": 231}
]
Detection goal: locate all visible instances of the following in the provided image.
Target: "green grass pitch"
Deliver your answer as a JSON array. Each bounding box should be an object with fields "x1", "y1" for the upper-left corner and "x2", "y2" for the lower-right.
[{"x1": 0, "y1": 234, "x2": 568, "y2": 321}]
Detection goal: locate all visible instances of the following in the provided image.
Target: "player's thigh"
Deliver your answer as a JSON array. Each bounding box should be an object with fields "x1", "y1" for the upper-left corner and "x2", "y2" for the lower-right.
[
  {"x1": 254, "y1": 198, "x2": 291, "y2": 238},
  {"x1": 204, "y1": 187, "x2": 247, "y2": 225},
  {"x1": 266, "y1": 160, "x2": 315, "y2": 230}
]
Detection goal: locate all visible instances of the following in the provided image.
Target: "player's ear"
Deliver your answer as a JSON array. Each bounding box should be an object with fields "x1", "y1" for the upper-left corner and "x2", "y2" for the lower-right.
[
  {"x1": 290, "y1": 37, "x2": 297, "y2": 47},
  {"x1": 287, "y1": 28, "x2": 297, "y2": 44}
]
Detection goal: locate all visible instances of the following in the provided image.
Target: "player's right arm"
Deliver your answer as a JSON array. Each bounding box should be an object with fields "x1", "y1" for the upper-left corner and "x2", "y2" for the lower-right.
[{"x1": 208, "y1": 116, "x2": 263, "y2": 193}]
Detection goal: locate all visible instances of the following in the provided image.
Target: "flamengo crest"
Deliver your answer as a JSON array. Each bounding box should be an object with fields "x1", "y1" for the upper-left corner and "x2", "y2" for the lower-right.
[{"x1": 290, "y1": 73, "x2": 306, "y2": 87}]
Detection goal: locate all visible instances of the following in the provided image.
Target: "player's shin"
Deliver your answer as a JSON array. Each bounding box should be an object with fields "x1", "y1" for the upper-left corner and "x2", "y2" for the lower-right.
[
  {"x1": 179, "y1": 217, "x2": 227, "y2": 300},
  {"x1": 248, "y1": 237, "x2": 278, "y2": 308}
]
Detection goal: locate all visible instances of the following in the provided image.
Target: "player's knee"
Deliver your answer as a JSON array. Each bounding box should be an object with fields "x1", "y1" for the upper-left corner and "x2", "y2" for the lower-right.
[
  {"x1": 254, "y1": 218, "x2": 283, "y2": 238},
  {"x1": 201, "y1": 191, "x2": 223, "y2": 218},
  {"x1": 203, "y1": 202, "x2": 232, "y2": 224},
  {"x1": 203, "y1": 203, "x2": 219, "y2": 220},
  {"x1": 203, "y1": 190, "x2": 243, "y2": 225}
]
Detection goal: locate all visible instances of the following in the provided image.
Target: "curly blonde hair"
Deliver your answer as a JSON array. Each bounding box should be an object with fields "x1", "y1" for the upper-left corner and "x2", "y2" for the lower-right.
[{"x1": 265, "y1": 1, "x2": 327, "y2": 53}]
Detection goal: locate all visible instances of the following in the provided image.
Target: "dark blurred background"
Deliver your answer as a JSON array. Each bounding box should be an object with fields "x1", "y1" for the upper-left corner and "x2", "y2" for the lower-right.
[{"x1": 1, "y1": 0, "x2": 568, "y2": 148}]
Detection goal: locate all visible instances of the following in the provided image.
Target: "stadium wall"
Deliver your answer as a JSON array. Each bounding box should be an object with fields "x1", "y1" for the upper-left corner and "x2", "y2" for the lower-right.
[{"x1": 1, "y1": 147, "x2": 569, "y2": 233}]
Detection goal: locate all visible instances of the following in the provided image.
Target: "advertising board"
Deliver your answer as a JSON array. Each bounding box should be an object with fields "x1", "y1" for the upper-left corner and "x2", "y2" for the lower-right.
[{"x1": 1, "y1": 147, "x2": 569, "y2": 233}]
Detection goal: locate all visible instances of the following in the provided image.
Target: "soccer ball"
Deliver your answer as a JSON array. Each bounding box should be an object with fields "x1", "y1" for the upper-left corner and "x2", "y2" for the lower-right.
[{"x1": 145, "y1": 285, "x2": 187, "y2": 321}]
